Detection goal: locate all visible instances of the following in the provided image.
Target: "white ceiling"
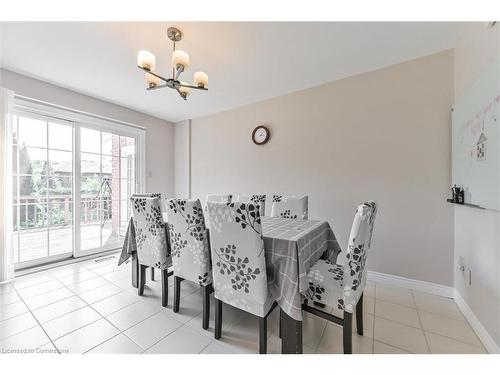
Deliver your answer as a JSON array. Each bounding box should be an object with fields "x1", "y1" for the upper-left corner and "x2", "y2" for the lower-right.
[{"x1": 0, "y1": 22, "x2": 465, "y2": 123}]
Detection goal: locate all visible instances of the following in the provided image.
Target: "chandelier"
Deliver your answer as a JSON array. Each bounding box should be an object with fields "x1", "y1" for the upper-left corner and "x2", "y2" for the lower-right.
[{"x1": 137, "y1": 27, "x2": 208, "y2": 100}]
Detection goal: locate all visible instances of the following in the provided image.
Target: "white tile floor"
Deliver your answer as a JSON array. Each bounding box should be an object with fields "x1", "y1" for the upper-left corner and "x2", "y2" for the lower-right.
[{"x1": 0, "y1": 255, "x2": 488, "y2": 354}]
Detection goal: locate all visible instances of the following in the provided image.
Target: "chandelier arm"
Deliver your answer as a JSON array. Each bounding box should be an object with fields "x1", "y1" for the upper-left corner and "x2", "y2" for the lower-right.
[
  {"x1": 174, "y1": 65, "x2": 184, "y2": 81},
  {"x1": 137, "y1": 66, "x2": 170, "y2": 83},
  {"x1": 146, "y1": 84, "x2": 170, "y2": 91},
  {"x1": 175, "y1": 87, "x2": 188, "y2": 100},
  {"x1": 178, "y1": 83, "x2": 208, "y2": 91}
]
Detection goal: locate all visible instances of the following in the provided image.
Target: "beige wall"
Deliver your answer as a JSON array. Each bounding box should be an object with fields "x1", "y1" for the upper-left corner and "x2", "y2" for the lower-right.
[
  {"x1": 453, "y1": 22, "x2": 500, "y2": 351},
  {"x1": 181, "y1": 50, "x2": 455, "y2": 286},
  {"x1": 0, "y1": 69, "x2": 175, "y2": 198}
]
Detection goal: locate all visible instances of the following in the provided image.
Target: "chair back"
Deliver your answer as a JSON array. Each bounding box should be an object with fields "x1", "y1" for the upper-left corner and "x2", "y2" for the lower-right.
[
  {"x1": 341, "y1": 200, "x2": 378, "y2": 312},
  {"x1": 271, "y1": 195, "x2": 308, "y2": 220},
  {"x1": 132, "y1": 193, "x2": 164, "y2": 211},
  {"x1": 165, "y1": 199, "x2": 212, "y2": 286},
  {"x1": 207, "y1": 201, "x2": 268, "y2": 309},
  {"x1": 206, "y1": 194, "x2": 232, "y2": 205},
  {"x1": 237, "y1": 194, "x2": 266, "y2": 217},
  {"x1": 130, "y1": 196, "x2": 169, "y2": 269}
]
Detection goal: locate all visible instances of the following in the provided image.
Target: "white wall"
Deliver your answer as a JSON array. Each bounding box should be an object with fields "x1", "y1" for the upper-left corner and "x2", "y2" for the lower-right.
[
  {"x1": 453, "y1": 22, "x2": 500, "y2": 351},
  {"x1": 0, "y1": 69, "x2": 175, "y2": 198},
  {"x1": 178, "y1": 50, "x2": 455, "y2": 287},
  {"x1": 174, "y1": 120, "x2": 191, "y2": 198}
]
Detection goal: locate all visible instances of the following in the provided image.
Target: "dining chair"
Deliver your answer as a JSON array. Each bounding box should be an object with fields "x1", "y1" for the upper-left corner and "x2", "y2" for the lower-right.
[
  {"x1": 207, "y1": 201, "x2": 278, "y2": 354},
  {"x1": 165, "y1": 198, "x2": 213, "y2": 330},
  {"x1": 206, "y1": 194, "x2": 232, "y2": 205},
  {"x1": 131, "y1": 196, "x2": 172, "y2": 307},
  {"x1": 132, "y1": 193, "x2": 163, "y2": 281},
  {"x1": 237, "y1": 194, "x2": 266, "y2": 217},
  {"x1": 271, "y1": 195, "x2": 309, "y2": 220},
  {"x1": 302, "y1": 201, "x2": 378, "y2": 354},
  {"x1": 205, "y1": 194, "x2": 232, "y2": 227}
]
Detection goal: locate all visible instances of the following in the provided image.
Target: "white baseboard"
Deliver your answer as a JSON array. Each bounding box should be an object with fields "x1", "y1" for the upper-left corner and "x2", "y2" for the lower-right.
[
  {"x1": 367, "y1": 271, "x2": 454, "y2": 298},
  {"x1": 454, "y1": 291, "x2": 500, "y2": 354}
]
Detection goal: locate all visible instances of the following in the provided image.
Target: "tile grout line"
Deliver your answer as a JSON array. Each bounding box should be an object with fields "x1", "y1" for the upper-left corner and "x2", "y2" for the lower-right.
[
  {"x1": 11, "y1": 282, "x2": 62, "y2": 354},
  {"x1": 373, "y1": 339, "x2": 411, "y2": 354},
  {"x1": 411, "y1": 290, "x2": 485, "y2": 350},
  {"x1": 411, "y1": 290, "x2": 431, "y2": 353}
]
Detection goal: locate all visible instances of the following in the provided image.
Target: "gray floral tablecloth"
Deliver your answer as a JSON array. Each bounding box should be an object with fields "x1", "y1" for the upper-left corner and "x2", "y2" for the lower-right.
[{"x1": 118, "y1": 216, "x2": 341, "y2": 321}]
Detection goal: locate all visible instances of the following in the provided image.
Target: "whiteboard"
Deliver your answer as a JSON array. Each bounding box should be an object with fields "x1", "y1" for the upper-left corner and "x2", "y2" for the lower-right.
[{"x1": 452, "y1": 57, "x2": 500, "y2": 210}]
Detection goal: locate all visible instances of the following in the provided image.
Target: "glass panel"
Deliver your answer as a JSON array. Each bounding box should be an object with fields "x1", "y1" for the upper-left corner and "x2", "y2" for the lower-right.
[
  {"x1": 49, "y1": 150, "x2": 72, "y2": 176},
  {"x1": 49, "y1": 198, "x2": 73, "y2": 226},
  {"x1": 102, "y1": 155, "x2": 112, "y2": 175},
  {"x1": 49, "y1": 199, "x2": 72, "y2": 257},
  {"x1": 18, "y1": 117, "x2": 47, "y2": 148},
  {"x1": 19, "y1": 203, "x2": 48, "y2": 230},
  {"x1": 81, "y1": 152, "x2": 100, "y2": 175},
  {"x1": 120, "y1": 135, "x2": 135, "y2": 152},
  {"x1": 20, "y1": 147, "x2": 47, "y2": 175},
  {"x1": 120, "y1": 178, "x2": 135, "y2": 201},
  {"x1": 81, "y1": 128, "x2": 100, "y2": 153},
  {"x1": 18, "y1": 175, "x2": 47, "y2": 198},
  {"x1": 48, "y1": 176, "x2": 72, "y2": 197},
  {"x1": 19, "y1": 229, "x2": 48, "y2": 263},
  {"x1": 81, "y1": 176, "x2": 101, "y2": 195},
  {"x1": 120, "y1": 156, "x2": 135, "y2": 181},
  {"x1": 102, "y1": 199, "x2": 122, "y2": 248},
  {"x1": 49, "y1": 122, "x2": 72, "y2": 151},
  {"x1": 102, "y1": 132, "x2": 119, "y2": 156},
  {"x1": 81, "y1": 224, "x2": 100, "y2": 251}
]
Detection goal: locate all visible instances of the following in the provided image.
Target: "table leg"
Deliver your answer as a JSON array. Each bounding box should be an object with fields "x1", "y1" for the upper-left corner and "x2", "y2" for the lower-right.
[
  {"x1": 131, "y1": 252, "x2": 138, "y2": 288},
  {"x1": 280, "y1": 308, "x2": 303, "y2": 354}
]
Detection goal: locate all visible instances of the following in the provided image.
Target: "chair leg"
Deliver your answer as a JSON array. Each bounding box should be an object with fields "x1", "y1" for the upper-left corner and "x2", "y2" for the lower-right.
[
  {"x1": 356, "y1": 293, "x2": 364, "y2": 336},
  {"x1": 259, "y1": 316, "x2": 268, "y2": 354},
  {"x1": 343, "y1": 311, "x2": 353, "y2": 354},
  {"x1": 202, "y1": 284, "x2": 211, "y2": 330},
  {"x1": 161, "y1": 269, "x2": 168, "y2": 307},
  {"x1": 151, "y1": 267, "x2": 155, "y2": 281},
  {"x1": 173, "y1": 276, "x2": 182, "y2": 313},
  {"x1": 278, "y1": 311, "x2": 282, "y2": 339},
  {"x1": 138, "y1": 265, "x2": 146, "y2": 296},
  {"x1": 214, "y1": 298, "x2": 222, "y2": 340}
]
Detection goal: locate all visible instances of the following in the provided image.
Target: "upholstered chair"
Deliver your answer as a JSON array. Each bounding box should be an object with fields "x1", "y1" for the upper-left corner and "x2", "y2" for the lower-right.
[
  {"x1": 132, "y1": 193, "x2": 164, "y2": 281},
  {"x1": 207, "y1": 201, "x2": 278, "y2": 354},
  {"x1": 204, "y1": 194, "x2": 232, "y2": 228},
  {"x1": 270, "y1": 195, "x2": 309, "y2": 220},
  {"x1": 130, "y1": 196, "x2": 172, "y2": 307},
  {"x1": 302, "y1": 201, "x2": 378, "y2": 354},
  {"x1": 237, "y1": 194, "x2": 266, "y2": 217},
  {"x1": 165, "y1": 198, "x2": 213, "y2": 330}
]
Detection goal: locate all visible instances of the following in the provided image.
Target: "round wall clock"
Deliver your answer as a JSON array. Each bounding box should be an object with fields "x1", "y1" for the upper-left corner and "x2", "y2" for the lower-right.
[{"x1": 252, "y1": 125, "x2": 270, "y2": 145}]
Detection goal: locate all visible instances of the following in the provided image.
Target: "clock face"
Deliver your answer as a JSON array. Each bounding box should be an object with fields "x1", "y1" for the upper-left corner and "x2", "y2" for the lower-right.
[{"x1": 252, "y1": 126, "x2": 270, "y2": 145}]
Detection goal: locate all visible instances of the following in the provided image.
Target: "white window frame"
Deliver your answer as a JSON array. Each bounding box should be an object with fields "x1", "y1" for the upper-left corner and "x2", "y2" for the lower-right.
[{"x1": 13, "y1": 96, "x2": 146, "y2": 269}]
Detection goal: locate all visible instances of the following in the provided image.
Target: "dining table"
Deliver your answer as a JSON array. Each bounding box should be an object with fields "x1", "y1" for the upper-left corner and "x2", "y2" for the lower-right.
[{"x1": 118, "y1": 214, "x2": 342, "y2": 354}]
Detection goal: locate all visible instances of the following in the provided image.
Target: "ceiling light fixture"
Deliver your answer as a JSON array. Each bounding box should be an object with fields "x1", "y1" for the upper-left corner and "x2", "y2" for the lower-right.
[{"x1": 137, "y1": 27, "x2": 208, "y2": 100}]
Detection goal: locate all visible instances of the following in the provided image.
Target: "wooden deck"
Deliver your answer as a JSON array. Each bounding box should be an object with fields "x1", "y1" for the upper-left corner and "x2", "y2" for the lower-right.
[{"x1": 14, "y1": 223, "x2": 124, "y2": 263}]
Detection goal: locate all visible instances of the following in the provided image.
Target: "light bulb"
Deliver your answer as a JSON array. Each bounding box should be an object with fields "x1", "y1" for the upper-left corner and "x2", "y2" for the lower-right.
[{"x1": 137, "y1": 50, "x2": 156, "y2": 71}]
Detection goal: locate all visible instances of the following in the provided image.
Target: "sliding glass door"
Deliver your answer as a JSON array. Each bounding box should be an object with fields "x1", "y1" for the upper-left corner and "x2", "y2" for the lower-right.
[
  {"x1": 12, "y1": 114, "x2": 74, "y2": 267},
  {"x1": 75, "y1": 126, "x2": 137, "y2": 257},
  {"x1": 12, "y1": 105, "x2": 144, "y2": 269}
]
